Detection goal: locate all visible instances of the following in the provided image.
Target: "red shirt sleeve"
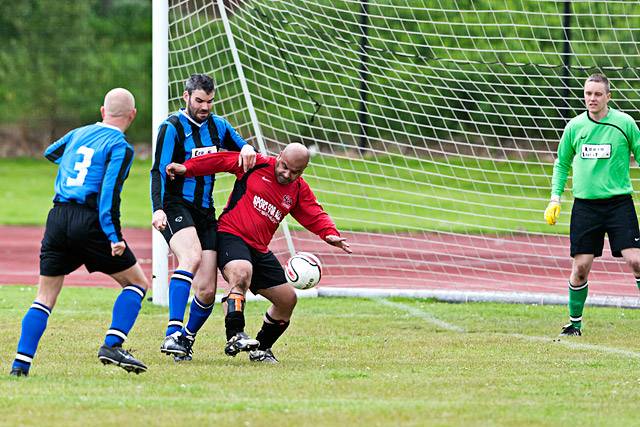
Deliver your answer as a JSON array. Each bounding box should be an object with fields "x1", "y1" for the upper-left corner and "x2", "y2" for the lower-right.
[
  {"x1": 290, "y1": 178, "x2": 340, "y2": 240},
  {"x1": 184, "y1": 152, "x2": 268, "y2": 179}
]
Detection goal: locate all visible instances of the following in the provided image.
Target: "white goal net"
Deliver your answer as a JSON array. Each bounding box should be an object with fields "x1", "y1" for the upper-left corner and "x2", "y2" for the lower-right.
[{"x1": 155, "y1": 0, "x2": 640, "y2": 305}]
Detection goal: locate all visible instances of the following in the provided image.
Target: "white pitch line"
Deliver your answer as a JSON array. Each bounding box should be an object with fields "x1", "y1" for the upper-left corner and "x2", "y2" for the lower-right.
[
  {"x1": 376, "y1": 298, "x2": 640, "y2": 359},
  {"x1": 376, "y1": 299, "x2": 466, "y2": 332},
  {"x1": 504, "y1": 333, "x2": 640, "y2": 359}
]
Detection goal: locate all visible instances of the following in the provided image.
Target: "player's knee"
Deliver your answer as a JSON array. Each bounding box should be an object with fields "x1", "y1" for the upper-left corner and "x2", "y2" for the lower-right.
[
  {"x1": 572, "y1": 268, "x2": 589, "y2": 284},
  {"x1": 276, "y1": 286, "x2": 297, "y2": 311},
  {"x1": 193, "y1": 275, "x2": 216, "y2": 293},
  {"x1": 229, "y1": 268, "x2": 252, "y2": 288},
  {"x1": 179, "y1": 248, "x2": 201, "y2": 272},
  {"x1": 197, "y1": 286, "x2": 216, "y2": 304},
  {"x1": 190, "y1": 250, "x2": 202, "y2": 271},
  {"x1": 288, "y1": 291, "x2": 298, "y2": 310},
  {"x1": 193, "y1": 265, "x2": 217, "y2": 291}
]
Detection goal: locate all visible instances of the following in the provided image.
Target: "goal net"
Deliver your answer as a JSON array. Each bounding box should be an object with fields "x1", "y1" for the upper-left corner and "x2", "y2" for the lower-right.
[{"x1": 155, "y1": 0, "x2": 640, "y2": 305}]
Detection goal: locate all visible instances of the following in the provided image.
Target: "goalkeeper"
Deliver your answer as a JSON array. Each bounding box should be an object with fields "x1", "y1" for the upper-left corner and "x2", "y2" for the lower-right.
[{"x1": 545, "y1": 73, "x2": 640, "y2": 336}]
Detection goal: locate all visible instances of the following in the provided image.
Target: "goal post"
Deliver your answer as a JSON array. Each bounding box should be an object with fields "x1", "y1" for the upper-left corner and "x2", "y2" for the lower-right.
[
  {"x1": 150, "y1": 0, "x2": 296, "y2": 305},
  {"x1": 153, "y1": 0, "x2": 640, "y2": 306},
  {"x1": 151, "y1": 0, "x2": 169, "y2": 306}
]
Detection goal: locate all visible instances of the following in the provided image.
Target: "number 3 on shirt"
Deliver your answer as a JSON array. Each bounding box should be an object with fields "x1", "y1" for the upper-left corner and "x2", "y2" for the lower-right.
[{"x1": 66, "y1": 146, "x2": 95, "y2": 187}]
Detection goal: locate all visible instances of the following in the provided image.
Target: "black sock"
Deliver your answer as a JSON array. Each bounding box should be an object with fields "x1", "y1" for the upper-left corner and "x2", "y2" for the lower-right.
[
  {"x1": 222, "y1": 292, "x2": 246, "y2": 340},
  {"x1": 225, "y1": 311, "x2": 245, "y2": 340},
  {"x1": 256, "y1": 312, "x2": 290, "y2": 350}
]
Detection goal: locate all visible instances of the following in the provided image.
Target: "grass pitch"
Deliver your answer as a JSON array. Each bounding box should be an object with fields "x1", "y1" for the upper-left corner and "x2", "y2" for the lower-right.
[
  {"x1": 0, "y1": 156, "x2": 557, "y2": 233},
  {"x1": 1, "y1": 286, "x2": 640, "y2": 426}
]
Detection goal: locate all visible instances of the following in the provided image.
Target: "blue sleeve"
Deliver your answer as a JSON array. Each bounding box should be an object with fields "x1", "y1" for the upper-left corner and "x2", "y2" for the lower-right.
[
  {"x1": 150, "y1": 122, "x2": 177, "y2": 211},
  {"x1": 99, "y1": 143, "x2": 134, "y2": 243},
  {"x1": 44, "y1": 132, "x2": 73, "y2": 163},
  {"x1": 217, "y1": 117, "x2": 249, "y2": 151}
]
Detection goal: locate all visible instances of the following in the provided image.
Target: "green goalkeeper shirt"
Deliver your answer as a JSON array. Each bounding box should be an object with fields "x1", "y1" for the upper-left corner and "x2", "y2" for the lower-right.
[{"x1": 552, "y1": 107, "x2": 640, "y2": 199}]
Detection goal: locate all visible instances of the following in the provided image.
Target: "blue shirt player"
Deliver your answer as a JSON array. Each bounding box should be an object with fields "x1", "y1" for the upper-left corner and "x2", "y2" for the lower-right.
[
  {"x1": 151, "y1": 73, "x2": 256, "y2": 361},
  {"x1": 10, "y1": 88, "x2": 149, "y2": 377}
]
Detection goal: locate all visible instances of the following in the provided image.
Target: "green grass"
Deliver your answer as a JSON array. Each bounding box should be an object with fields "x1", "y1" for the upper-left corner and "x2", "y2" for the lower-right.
[
  {"x1": 1, "y1": 286, "x2": 640, "y2": 426},
  {"x1": 303, "y1": 154, "x2": 559, "y2": 234},
  {"x1": 0, "y1": 155, "x2": 555, "y2": 233},
  {"x1": 6, "y1": 155, "x2": 640, "y2": 234}
]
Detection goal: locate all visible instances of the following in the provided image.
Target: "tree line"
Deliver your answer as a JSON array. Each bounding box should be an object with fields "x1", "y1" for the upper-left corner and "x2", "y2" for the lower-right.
[{"x1": 0, "y1": 0, "x2": 151, "y2": 146}]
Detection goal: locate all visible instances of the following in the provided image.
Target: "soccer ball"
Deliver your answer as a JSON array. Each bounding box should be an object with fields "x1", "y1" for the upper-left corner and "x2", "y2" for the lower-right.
[{"x1": 285, "y1": 252, "x2": 322, "y2": 290}]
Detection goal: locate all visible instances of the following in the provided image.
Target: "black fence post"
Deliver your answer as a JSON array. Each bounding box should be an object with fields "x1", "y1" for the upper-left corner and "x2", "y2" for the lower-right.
[{"x1": 358, "y1": 0, "x2": 370, "y2": 153}]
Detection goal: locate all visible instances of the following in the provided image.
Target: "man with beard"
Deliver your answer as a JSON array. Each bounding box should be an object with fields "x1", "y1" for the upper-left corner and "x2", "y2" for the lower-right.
[{"x1": 151, "y1": 73, "x2": 256, "y2": 361}]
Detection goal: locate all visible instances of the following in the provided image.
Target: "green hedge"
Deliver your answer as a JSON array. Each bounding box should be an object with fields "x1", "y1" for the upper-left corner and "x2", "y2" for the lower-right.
[
  {"x1": 2, "y1": 1, "x2": 640, "y2": 147},
  {"x1": 0, "y1": 0, "x2": 151, "y2": 143}
]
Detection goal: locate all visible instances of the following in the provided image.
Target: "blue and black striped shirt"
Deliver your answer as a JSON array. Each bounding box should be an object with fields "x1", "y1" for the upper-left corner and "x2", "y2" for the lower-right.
[
  {"x1": 150, "y1": 109, "x2": 249, "y2": 212},
  {"x1": 44, "y1": 122, "x2": 134, "y2": 244}
]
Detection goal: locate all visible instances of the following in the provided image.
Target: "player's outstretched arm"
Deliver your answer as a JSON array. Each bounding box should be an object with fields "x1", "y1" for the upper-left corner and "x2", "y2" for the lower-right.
[
  {"x1": 325, "y1": 235, "x2": 352, "y2": 254},
  {"x1": 165, "y1": 162, "x2": 187, "y2": 180}
]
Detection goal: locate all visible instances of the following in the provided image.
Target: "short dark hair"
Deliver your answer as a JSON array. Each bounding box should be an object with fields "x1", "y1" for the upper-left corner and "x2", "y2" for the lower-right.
[
  {"x1": 185, "y1": 73, "x2": 215, "y2": 95},
  {"x1": 586, "y1": 73, "x2": 610, "y2": 93}
]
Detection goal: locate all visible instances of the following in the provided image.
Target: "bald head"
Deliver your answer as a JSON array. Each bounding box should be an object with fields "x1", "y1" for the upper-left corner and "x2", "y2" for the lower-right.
[
  {"x1": 101, "y1": 88, "x2": 137, "y2": 132},
  {"x1": 281, "y1": 143, "x2": 310, "y2": 167},
  {"x1": 275, "y1": 143, "x2": 310, "y2": 185},
  {"x1": 103, "y1": 88, "x2": 135, "y2": 117}
]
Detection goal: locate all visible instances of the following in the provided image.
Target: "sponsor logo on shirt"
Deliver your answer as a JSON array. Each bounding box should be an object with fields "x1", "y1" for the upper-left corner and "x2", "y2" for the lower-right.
[
  {"x1": 282, "y1": 194, "x2": 293, "y2": 209},
  {"x1": 191, "y1": 146, "x2": 217, "y2": 158},
  {"x1": 253, "y1": 195, "x2": 282, "y2": 223},
  {"x1": 580, "y1": 144, "x2": 611, "y2": 159}
]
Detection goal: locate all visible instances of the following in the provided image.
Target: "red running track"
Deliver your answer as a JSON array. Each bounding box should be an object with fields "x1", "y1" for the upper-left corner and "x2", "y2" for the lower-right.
[{"x1": 0, "y1": 226, "x2": 637, "y2": 298}]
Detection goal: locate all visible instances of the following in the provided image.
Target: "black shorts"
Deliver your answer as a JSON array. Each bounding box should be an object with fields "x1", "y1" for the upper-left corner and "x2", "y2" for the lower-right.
[
  {"x1": 570, "y1": 194, "x2": 640, "y2": 258},
  {"x1": 159, "y1": 199, "x2": 217, "y2": 251},
  {"x1": 40, "y1": 203, "x2": 137, "y2": 276},
  {"x1": 217, "y1": 232, "x2": 287, "y2": 293}
]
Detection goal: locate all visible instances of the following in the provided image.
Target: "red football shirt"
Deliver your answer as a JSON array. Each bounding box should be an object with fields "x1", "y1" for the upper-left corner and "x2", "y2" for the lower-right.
[{"x1": 183, "y1": 152, "x2": 340, "y2": 253}]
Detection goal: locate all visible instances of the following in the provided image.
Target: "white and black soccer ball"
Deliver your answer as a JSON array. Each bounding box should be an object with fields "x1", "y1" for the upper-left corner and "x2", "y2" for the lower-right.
[{"x1": 285, "y1": 252, "x2": 322, "y2": 290}]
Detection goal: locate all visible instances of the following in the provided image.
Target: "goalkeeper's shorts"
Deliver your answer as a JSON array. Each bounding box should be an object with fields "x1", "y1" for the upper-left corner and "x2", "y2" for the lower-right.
[{"x1": 570, "y1": 194, "x2": 640, "y2": 258}]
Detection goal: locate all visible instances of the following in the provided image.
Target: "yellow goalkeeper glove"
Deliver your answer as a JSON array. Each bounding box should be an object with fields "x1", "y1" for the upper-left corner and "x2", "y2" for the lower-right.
[{"x1": 544, "y1": 199, "x2": 561, "y2": 225}]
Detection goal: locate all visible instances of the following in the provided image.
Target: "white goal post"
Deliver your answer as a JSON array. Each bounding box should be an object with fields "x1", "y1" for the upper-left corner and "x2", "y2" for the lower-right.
[
  {"x1": 151, "y1": 0, "x2": 296, "y2": 305},
  {"x1": 151, "y1": 0, "x2": 169, "y2": 306},
  {"x1": 153, "y1": 0, "x2": 640, "y2": 307}
]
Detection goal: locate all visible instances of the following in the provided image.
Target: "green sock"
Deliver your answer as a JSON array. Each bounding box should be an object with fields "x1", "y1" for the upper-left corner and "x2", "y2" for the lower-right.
[{"x1": 568, "y1": 281, "x2": 588, "y2": 329}]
